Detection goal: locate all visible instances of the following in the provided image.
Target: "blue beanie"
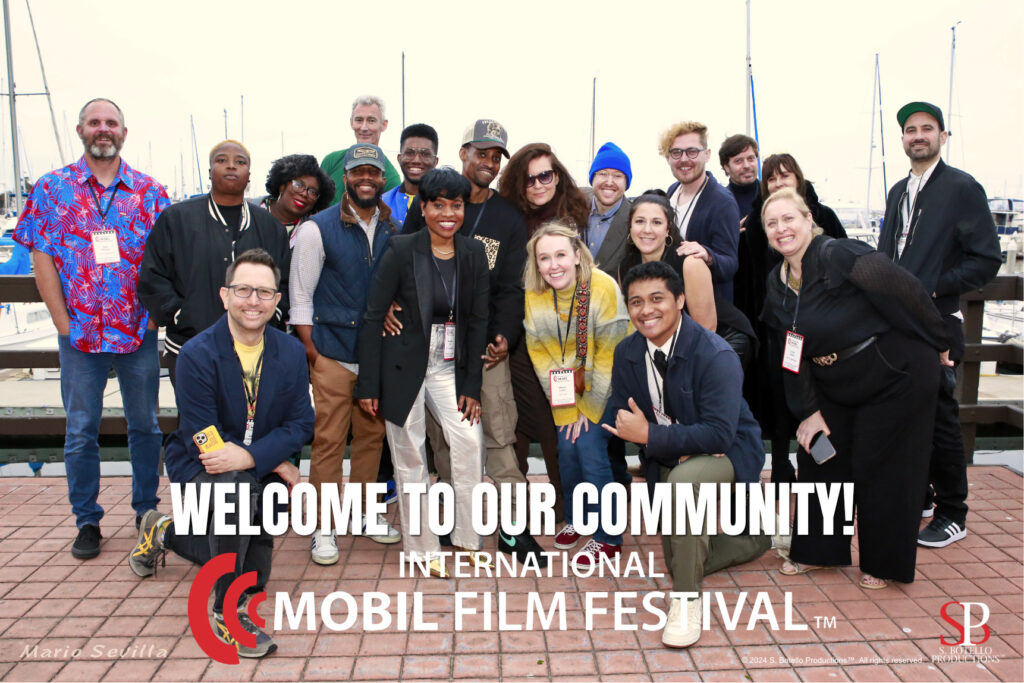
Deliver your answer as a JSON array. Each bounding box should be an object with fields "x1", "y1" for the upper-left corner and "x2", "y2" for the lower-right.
[{"x1": 589, "y1": 142, "x2": 632, "y2": 189}]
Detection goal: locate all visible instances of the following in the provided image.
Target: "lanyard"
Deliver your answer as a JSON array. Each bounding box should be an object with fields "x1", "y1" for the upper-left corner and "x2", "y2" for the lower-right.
[
  {"x1": 897, "y1": 173, "x2": 924, "y2": 257},
  {"x1": 785, "y1": 263, "x2": 802, "y2": 332},
  {"x1": 238, "y1": 348, "x2": 264, "y2": 420},
  {"x1": 645, "y1": 328, "x2": 678, "y2": 412},
  {"x1": 553, "y1": 287, "x2": 578, "y2": 366},
  {"x1": 431, "y1": 255, "x2": 457, "y2": 321},
  {"x1": 465, "y1": 198, "x2": 489, "y2": 238},
  {"x1": 88, "y1": 181, "x2": 119, "y2": 223},
  {"x1": 675, "y1": 175, "x2": 708, "y2": 235}
]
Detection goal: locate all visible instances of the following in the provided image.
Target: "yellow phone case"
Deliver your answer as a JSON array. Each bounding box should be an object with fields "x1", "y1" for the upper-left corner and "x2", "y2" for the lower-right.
[{"x1": 193, "y1": 425, "x2": 225, "y2": 453}]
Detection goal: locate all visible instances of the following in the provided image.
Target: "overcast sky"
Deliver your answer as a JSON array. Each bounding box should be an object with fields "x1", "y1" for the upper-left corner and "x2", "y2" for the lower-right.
[{"x1": 2, "y1": 0, "x2": 1021, "y2": 212}]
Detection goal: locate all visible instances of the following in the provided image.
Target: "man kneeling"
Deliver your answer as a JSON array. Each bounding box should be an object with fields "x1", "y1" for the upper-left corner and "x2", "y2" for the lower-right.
[
  {"x1": 603, "y1": 261, "x2": 769, "y2": 648},
  {"x1": 128, "y1": 249, "x2": 314, "y2": 658}
]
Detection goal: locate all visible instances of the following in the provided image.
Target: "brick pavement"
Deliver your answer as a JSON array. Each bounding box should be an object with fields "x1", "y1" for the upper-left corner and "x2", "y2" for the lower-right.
[{"x1": 0, "y1": 467, "x2": 1020, "y2": 682}]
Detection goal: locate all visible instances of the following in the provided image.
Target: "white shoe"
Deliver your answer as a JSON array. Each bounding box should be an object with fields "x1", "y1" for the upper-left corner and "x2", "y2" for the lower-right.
[
  {"x1": 311, "y1": 530, "x2": 339, "y2": 565},
  {"x1": 362, "y1": 513, "x2": 401, "y2": 545},
  {"x1": 662, "y1": 597, "x2": 701, "y2": 648}
]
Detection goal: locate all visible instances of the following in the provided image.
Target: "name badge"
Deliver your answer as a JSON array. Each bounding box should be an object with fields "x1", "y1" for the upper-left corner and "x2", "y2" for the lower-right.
[
  {"x1": 782, "y1": 331, "x2": 804, "y2": 374},
  {"x1": 91, "y1": 230, "x2": 120, "y2": 265},
  {"x1": 549, "y1": 368, "x2": 576, "y2": 407},
  {"x1": 443, "y1": 322, "x2": 456, "y2": 361},
  {"x1": 652, "y1": 405, "x2": 673, "y2": 426},
  {"x1": 244, "y1": 418, "x2": 254, "y2": 446}
]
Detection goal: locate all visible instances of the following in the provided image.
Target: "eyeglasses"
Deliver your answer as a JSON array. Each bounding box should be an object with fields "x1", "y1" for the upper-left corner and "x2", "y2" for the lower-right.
[
  {"x1": 525, "y1": 170, "x2": 556, "y2": 188},
  {"x1": 289, "y1": 178, "x2": 320, "y2": 199},
  {"x1": 400, "y1": 148, "x2": 436, "y2": 162},
  {"x1": 667, "y1": 147, "x2": 706, "y2": 160},
  {"x1": 226, "y1": 284, "x2": 278, "y2": 300}
]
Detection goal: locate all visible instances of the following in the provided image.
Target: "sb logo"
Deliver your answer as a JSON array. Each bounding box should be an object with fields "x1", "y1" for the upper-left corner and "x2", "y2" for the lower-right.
[
  {"x1": 188, "y1": 553, "x2": 267, "y2": 664},
  {"x1": 939, "y1": 601, "x2": 991, "y2": 646}
]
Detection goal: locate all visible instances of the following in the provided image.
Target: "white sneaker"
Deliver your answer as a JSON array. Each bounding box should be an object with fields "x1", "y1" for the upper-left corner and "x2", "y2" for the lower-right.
[
  {"x1": 311, "y1": 530, "x2": 339, "y2": 565},
  {"x1": 362, "y1": 513, "x2": 401, "y2": 545},
  {"x1": 662, "y1": 597, "x2": 701, "y2": 648}
]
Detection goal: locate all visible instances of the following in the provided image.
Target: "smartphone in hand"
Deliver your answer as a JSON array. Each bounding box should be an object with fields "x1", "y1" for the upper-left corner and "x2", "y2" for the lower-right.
[{"x1": 809, "y1": 432, "x2": 836, "y2": 464}]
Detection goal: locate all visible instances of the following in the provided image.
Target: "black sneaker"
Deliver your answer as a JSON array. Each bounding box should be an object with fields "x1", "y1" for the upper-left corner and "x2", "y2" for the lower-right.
[
  {"x1": 129, "y1": 510, "x2": 169, "y2": 578},
  {"x1": 71, "y1": 524, "x2": 102, "y2": 559},
  {"x1": 497, "y1": 529, "x2": 548, "y2": 568},
  {"x1": 214, "y1": 609, "x2": 277, "y2": 658},
  {"x1": 918, "y1": 516, "x2": 967, "y2": 548}
]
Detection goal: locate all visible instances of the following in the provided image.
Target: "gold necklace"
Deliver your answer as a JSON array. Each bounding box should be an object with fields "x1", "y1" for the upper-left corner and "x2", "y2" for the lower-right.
[{"x1": 786, "y1": 266, "x2": 802, "y2": 293}]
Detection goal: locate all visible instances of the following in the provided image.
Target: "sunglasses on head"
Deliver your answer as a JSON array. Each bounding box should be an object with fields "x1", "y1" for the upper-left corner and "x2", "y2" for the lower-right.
[{"x1": 526, "y1": 169, "x2": 555, "y2": 188}]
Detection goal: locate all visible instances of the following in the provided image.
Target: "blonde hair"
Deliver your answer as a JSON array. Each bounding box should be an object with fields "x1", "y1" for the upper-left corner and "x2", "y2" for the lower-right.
[
  {"x1": 658, "y1": 121, "x2": 708, "y2": 156},
  {"x1": 761, "y1": 188, "x2": 823, "y2": 238},
  {"x1": 524, "y1": 221, "x2": 595, "y2": 294}
]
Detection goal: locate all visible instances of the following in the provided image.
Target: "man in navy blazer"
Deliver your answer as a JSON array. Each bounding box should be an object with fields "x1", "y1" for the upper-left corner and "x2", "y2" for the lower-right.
[
  {"x1": 661, "y1": 121, "x2": 740, "y2": 301},
  {"x1": 128, "y1": 249, "x2": 314, "y2": 659},
  {"x1": 603, "y1": 261, "x2": 768, "y2": 649}
]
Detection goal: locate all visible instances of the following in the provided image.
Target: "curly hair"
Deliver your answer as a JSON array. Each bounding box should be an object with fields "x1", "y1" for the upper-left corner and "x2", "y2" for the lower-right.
[
  {"x1": 264, "y1": 154, "x2": 335, "y2": 214},
  {"x1": 497, "y1": 143, "x2": 590, "y2": 233},
  {"x1": 657, "y1": 121, "x2": 708, "y2": 156}
]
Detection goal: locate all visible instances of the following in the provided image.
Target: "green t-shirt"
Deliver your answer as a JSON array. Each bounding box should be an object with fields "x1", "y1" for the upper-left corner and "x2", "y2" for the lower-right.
[{"x1": 321, "y1": 146, "x2": 401, "y2": 206}]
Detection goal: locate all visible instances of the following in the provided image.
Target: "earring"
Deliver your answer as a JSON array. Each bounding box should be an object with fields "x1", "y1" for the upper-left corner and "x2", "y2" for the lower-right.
[{"x1": 665, "y1": 235, "x2": 673, "y2": 247}]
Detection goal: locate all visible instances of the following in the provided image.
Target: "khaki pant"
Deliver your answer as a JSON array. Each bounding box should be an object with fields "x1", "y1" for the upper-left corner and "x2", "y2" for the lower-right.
[
  {"x1": 661, "y1": 455, "x2": 771, "y2": 593},
  {"x1": 431, "y1": 356, "x2": 526, "y2": 507},
  {"x1": 308, "y1": 355, "x2": 386, "y2": 528}
]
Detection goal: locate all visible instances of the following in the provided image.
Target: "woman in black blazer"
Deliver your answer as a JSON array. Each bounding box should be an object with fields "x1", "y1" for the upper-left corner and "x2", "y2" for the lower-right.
[{"x1": 357, "y1": 168, "x2": 490, "y2": 578}]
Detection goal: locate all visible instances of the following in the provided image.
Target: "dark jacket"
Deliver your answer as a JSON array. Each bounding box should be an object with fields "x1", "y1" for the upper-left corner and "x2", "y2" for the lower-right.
[
  {"x1": 356, "y1": 229, "x2": 490, "y2": 425},
  {"x1": 307, "y1": 198, "x2": 400, "y2": 363},
  {"x1": 735, "y1": 181, "x2": 846, "y2": 325},
  {"x1": 667, "y1": 172, "x2": 740, "y2": 301},
  {"x1": 403, "y1": 192, "x2": 526, "y2": 349},
  {"x1": 603, "y1": 313, "x2": 765, "y2": 496},
  {"x1": 878, "y1": 159, "x2": 1001, "y2": 317},
  {"x1": 139, "y1": 195, "x2": 290, "y2": 354},
  {"x1": 583, "y1": 189, "x2": 633, "y2": 278},
  {"x1": 165, "y1": 315, "x2": 314, "y2": 484}
]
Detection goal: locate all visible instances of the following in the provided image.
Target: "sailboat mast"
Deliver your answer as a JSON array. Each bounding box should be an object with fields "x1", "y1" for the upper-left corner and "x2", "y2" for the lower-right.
[
  {"x1": 946, "y1": 21, "x2": 960, "y2": 163},
  {"x1": 401, "y1": 52, "x2": 406, "y2": 130},
  {"x1": 745, "y1": 0, "x2": 752, "y2": 136},
  {"x1": 25, "y1": 0, "x2": 62, "y2": 166},
  {"x1": 3, "y1": 0, "x2": 22, "y2": 214},
  {"x1": 589, "y1": 77, "x2": 596, "y2": 164},
  {"x1": 867, "y1": 54, "x2": 878, "y2": 216}
]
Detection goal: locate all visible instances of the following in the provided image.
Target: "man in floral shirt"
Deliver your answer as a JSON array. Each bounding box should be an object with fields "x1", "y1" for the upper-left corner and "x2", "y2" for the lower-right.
[{"x1": 13, "y1": 98, "x2": 170, "y2": 559}]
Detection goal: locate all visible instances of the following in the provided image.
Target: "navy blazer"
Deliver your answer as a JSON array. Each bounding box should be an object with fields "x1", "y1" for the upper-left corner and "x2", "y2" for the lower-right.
[
  {"x1": 165, "y1": 315, "x2": 315, "y2": 484},
  {"x1": 602, "y1": 313, "x2": 764, "y2": 494},
  {"x1": 667, "y1": 172, "x2": 740, "y2": 301}
]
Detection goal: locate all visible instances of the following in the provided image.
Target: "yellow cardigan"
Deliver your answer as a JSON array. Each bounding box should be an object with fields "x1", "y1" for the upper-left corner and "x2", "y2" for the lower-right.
[{"x1": 524, "y1": 269, "x2": 630, "y2": 426}]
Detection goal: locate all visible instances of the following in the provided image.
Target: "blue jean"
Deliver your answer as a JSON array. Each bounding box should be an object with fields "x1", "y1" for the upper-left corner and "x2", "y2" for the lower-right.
[
  {"x1": 58, "y1": 330, "x2": 162, "y2": 527},
  {"x1": 557, "y1": 417, "x2": 621, "y2": 545}
]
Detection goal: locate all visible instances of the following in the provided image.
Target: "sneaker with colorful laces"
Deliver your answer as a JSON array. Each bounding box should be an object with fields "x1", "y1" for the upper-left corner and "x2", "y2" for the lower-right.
[
  {"x1": 129, "y1": 509, "x2": 170, "y2": 578},
  {"x1": 553, "y1": 524, "x2": 581, "y2": 550},
  {"x1": 572, "y1": 539, "x2": 621, "y2": 567},
  {"x1": 214, "y1": 607, "x2": 277, "y2": 658}
]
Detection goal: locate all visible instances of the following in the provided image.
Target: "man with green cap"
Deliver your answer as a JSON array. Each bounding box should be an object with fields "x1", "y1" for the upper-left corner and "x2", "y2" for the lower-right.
[{"x1": 878, "y1": 101, "x2": 1001, "y2": 549}]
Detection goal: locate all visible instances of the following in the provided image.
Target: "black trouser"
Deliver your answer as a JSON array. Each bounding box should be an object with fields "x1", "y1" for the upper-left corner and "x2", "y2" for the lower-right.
[
  {"x1": 926, "y1": 316, "x2": 969, "y2": 525},
  {"x1": 164, "y1": 470, "x2": 283, "y2": 612},
  {"x1": 788, "y1": 330, "x2": 939, "y2": 583}
]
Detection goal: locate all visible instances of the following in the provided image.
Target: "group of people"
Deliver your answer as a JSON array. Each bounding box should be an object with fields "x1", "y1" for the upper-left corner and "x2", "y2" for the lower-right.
[{"x1": 9, "y1": 93, "x2": 1000, "y2": 657}]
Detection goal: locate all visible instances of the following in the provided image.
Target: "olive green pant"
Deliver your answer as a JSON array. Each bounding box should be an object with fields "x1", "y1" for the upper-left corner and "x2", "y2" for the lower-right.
[{"x1": 661, "y1": 455, "x2": 771, "y2": 593}]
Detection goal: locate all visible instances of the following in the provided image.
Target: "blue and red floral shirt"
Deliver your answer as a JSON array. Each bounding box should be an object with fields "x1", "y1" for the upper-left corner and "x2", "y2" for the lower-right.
[{"x1": 13, "y1": 156, "x2": 170, "y2": 353}]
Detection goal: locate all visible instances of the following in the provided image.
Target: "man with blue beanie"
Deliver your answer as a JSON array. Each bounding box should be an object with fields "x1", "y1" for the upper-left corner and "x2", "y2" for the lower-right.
[{"x1": 585, "y1": 142, "x2": 633, "y2": 277}]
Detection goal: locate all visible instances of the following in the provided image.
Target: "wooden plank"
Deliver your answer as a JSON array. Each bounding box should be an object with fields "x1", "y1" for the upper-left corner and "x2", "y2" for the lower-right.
[
  {"x1": 0, "y1": 414, "x2": 179, "y2": 436},
  {"x1": 0, "y1": 274, "x2": 42, "y2": 302},
  {"x1": 959, "y1": 404, "x2": 1024, "y2": 428},
  {"x1": 960, "y1": 274, "x2": 1023, "y2": 302},
  {"x1": 962, "y1": 343, "x2": 1024, "y2": 364}
]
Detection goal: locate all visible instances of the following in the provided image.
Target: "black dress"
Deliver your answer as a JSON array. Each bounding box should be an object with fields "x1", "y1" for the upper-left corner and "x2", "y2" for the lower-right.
[{"x1": 761, "y1": 235, "x2": 949, "y2": 582}]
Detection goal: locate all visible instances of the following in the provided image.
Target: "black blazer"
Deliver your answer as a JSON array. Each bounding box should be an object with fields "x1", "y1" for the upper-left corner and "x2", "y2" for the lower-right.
[
  {"x1": 583, "y1": 188, "x2": 632, "y2": 278},
  {"x1": 356, "y1": 228, "x2": 490, "y2": 426}
]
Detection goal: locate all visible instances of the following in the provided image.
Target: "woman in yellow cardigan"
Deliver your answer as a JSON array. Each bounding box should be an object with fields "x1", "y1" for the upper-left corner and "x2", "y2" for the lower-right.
[{"x1": 523, "y1": 221, "x2": 630, "y2": 565}]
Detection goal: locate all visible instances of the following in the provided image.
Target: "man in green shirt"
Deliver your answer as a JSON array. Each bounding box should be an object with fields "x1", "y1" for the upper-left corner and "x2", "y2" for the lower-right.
[{"x1": 321, "y1": 95, "x2": 401, "y2": 204}]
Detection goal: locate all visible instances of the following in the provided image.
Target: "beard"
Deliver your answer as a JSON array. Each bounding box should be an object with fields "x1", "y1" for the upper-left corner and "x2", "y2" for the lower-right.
[
  {"x1": 346, "y1": 180, "x2": 382, "y2": 209},
  {"x1": 82, "y1": 133, "x2": 124, "y2": 159}
]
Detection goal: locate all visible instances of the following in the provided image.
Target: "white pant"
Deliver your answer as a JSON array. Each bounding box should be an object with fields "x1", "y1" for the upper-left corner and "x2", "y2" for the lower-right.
[{"x1": 386, "y1": 324, "x2": 484, "y2": 557}]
